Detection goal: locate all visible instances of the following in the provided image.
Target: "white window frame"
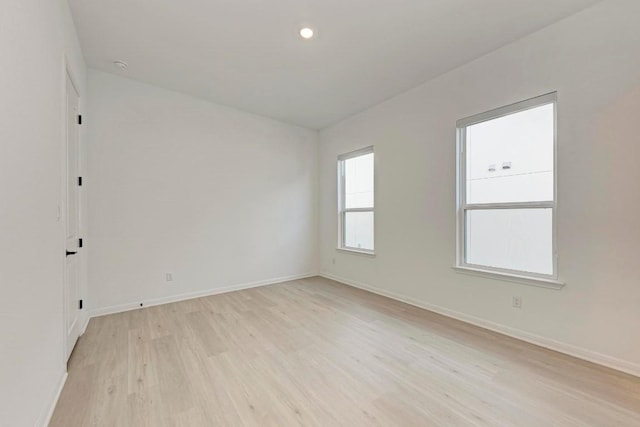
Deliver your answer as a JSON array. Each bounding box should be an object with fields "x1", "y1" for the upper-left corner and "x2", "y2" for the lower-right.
[
  {"x1": 455, "y1": 93, "x2": 563, "y2": 288},
  {"x1": 337, "y1": 146, "x2": 375, "y2": 255}
]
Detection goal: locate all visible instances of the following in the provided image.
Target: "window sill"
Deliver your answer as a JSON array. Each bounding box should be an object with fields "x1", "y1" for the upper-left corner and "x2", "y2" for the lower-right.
[
  {"x1": 452, "y1": 265, "x2": 565, "y2": 290},
  {"x1": 336, "y1": 247, "x2": 376, "y2": 257}
]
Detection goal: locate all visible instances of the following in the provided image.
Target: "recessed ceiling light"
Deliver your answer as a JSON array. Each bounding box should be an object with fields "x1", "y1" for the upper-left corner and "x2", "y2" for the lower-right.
[
  {"x1": 113, "y1": 60, "x2": 128, "y2": 71},
  {"x1": 299, "y1": 27, "x2": 314, "y2": 39}
]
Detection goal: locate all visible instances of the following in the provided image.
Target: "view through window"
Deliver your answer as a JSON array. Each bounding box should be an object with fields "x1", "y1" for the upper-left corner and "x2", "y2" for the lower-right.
[
  {"x1": 457, "y1": 93, "x2": 557, "y2": 278},
  {"x1": 338, "y1": 147, "x2": 374, "y2": 253}
]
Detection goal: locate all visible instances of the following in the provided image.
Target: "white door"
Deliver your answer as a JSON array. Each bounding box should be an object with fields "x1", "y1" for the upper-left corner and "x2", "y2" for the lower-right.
[{"x1": 65, "y1": 71, "x2": 81, "y2": 361}]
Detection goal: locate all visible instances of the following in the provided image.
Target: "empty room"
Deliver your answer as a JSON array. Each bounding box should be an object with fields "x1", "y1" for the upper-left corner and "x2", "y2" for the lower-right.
[{"x1": 2, "y1": 0, "x2": 640, "y2": 425}]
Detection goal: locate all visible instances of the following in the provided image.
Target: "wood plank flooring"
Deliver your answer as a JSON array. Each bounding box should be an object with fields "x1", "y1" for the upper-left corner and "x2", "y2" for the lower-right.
[{"x1": 50, "y1": 277, "x2": 640, "y2": 426}]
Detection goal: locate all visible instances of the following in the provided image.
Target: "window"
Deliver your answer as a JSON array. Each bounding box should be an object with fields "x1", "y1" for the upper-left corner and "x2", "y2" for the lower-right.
[
  {"x1": 338, "y1": 147, "x2": 374, "y2": 253},
  {"x1": 456, "y1": 93, "x2": 559, "y2": 285}
]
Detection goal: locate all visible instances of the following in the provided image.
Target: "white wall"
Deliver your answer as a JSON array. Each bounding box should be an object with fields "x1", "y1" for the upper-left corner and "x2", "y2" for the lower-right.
[
  {"x1": 319, "y1": 0, "x2": 640, "y2": 375},
  {"x1": 87, "y1": 71, "x2": 318, "y2": 313},
  {"x1": 0, "y1": 0, "x2": 87, "y2": 425}
]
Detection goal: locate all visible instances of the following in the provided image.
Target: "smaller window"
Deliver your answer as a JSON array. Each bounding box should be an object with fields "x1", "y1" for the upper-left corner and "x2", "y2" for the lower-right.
[{"x1": 338, "y1": 147, "x2": 374, "y2": 253}]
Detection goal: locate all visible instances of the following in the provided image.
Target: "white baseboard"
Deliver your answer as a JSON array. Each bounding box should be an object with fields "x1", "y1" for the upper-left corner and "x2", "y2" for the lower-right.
[
  {"x1": 38, "y1": 370, "x2": 68, "y2": 427},
  {"x1": 320, "y1": 271, "x2": 640, "y2": 378},
  {"x1": 90, "y1": 272, "x2": 316, "y2": 318}
]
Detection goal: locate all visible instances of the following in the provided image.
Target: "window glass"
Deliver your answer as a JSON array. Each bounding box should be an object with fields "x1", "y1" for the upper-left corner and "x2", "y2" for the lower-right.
[
  {"x1": 457, "y1": 93, "x2": 557, "y2": 280},
  {"x1": 466, "y1": 103, "x2": 554, "y2": 204},
  {"x1": 345, "y1": 153, "x2": 374, "y2": 209},
  {"x1": 344, "y1": 211, "x2": 374, "y2": 251},
  {"x1": 466, "y1": 208, "x2": 553, "y2": 275},
  {"x1": 339, "y1": 148, "x2": 374, "y2": 252}
]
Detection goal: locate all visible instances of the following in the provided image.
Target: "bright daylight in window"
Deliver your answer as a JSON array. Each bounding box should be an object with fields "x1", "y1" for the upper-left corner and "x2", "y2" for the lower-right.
[
  {"x1": 338, "y1": 147, "x2": 374, "y2": 253},
  {"x1": 456, "y1": 93, "x2": 557, "y2": 282}
]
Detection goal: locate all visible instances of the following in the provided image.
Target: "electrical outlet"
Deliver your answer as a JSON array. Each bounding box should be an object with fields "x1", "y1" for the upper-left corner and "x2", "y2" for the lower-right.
[
  {"x1": 166, "y1": 273, "x2": 173, "y2": 282},
  {"x1": 512, "y1": 296, "x2": 522, "y2": 309}
]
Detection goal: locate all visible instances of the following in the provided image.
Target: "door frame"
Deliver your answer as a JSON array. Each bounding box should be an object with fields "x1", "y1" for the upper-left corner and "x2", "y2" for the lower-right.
[{"x1": 61, "y1": 55, "x2": 84, "y2": 364}]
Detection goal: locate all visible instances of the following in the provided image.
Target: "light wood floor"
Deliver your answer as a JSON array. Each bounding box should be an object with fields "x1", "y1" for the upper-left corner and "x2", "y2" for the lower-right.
[{"x1": 51, "y1": 277, "x2": 640, "y2": 426}]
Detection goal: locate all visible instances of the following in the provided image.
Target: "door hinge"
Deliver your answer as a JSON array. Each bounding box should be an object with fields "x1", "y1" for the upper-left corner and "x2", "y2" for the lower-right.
[
  {"x1": 78, "y1": 176, "x2": 83, "y2": 186},
  {"x1": 78, "y1": 238, "x2": 83, "y2": 248},
  {"x1": 78, "y1": 115, "x2": 82, "y2": 125},
  {"x1": 79, "y1": 299, "x2": 83, "y2": 310}
]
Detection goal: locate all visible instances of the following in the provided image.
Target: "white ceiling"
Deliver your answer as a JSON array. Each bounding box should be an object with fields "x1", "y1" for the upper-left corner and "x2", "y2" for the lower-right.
[{"x1": 69, "y1": 0, "x2": 599, "y2": 129}]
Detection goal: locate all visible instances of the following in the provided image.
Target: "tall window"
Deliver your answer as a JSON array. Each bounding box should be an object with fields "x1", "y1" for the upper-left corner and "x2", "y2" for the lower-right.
[
  {"x1": 338, "y1": 147, "x2": 374, "y2": 253},
  {"x1": 456, "y1": 93, "x2": 558, "y2": 283}
]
